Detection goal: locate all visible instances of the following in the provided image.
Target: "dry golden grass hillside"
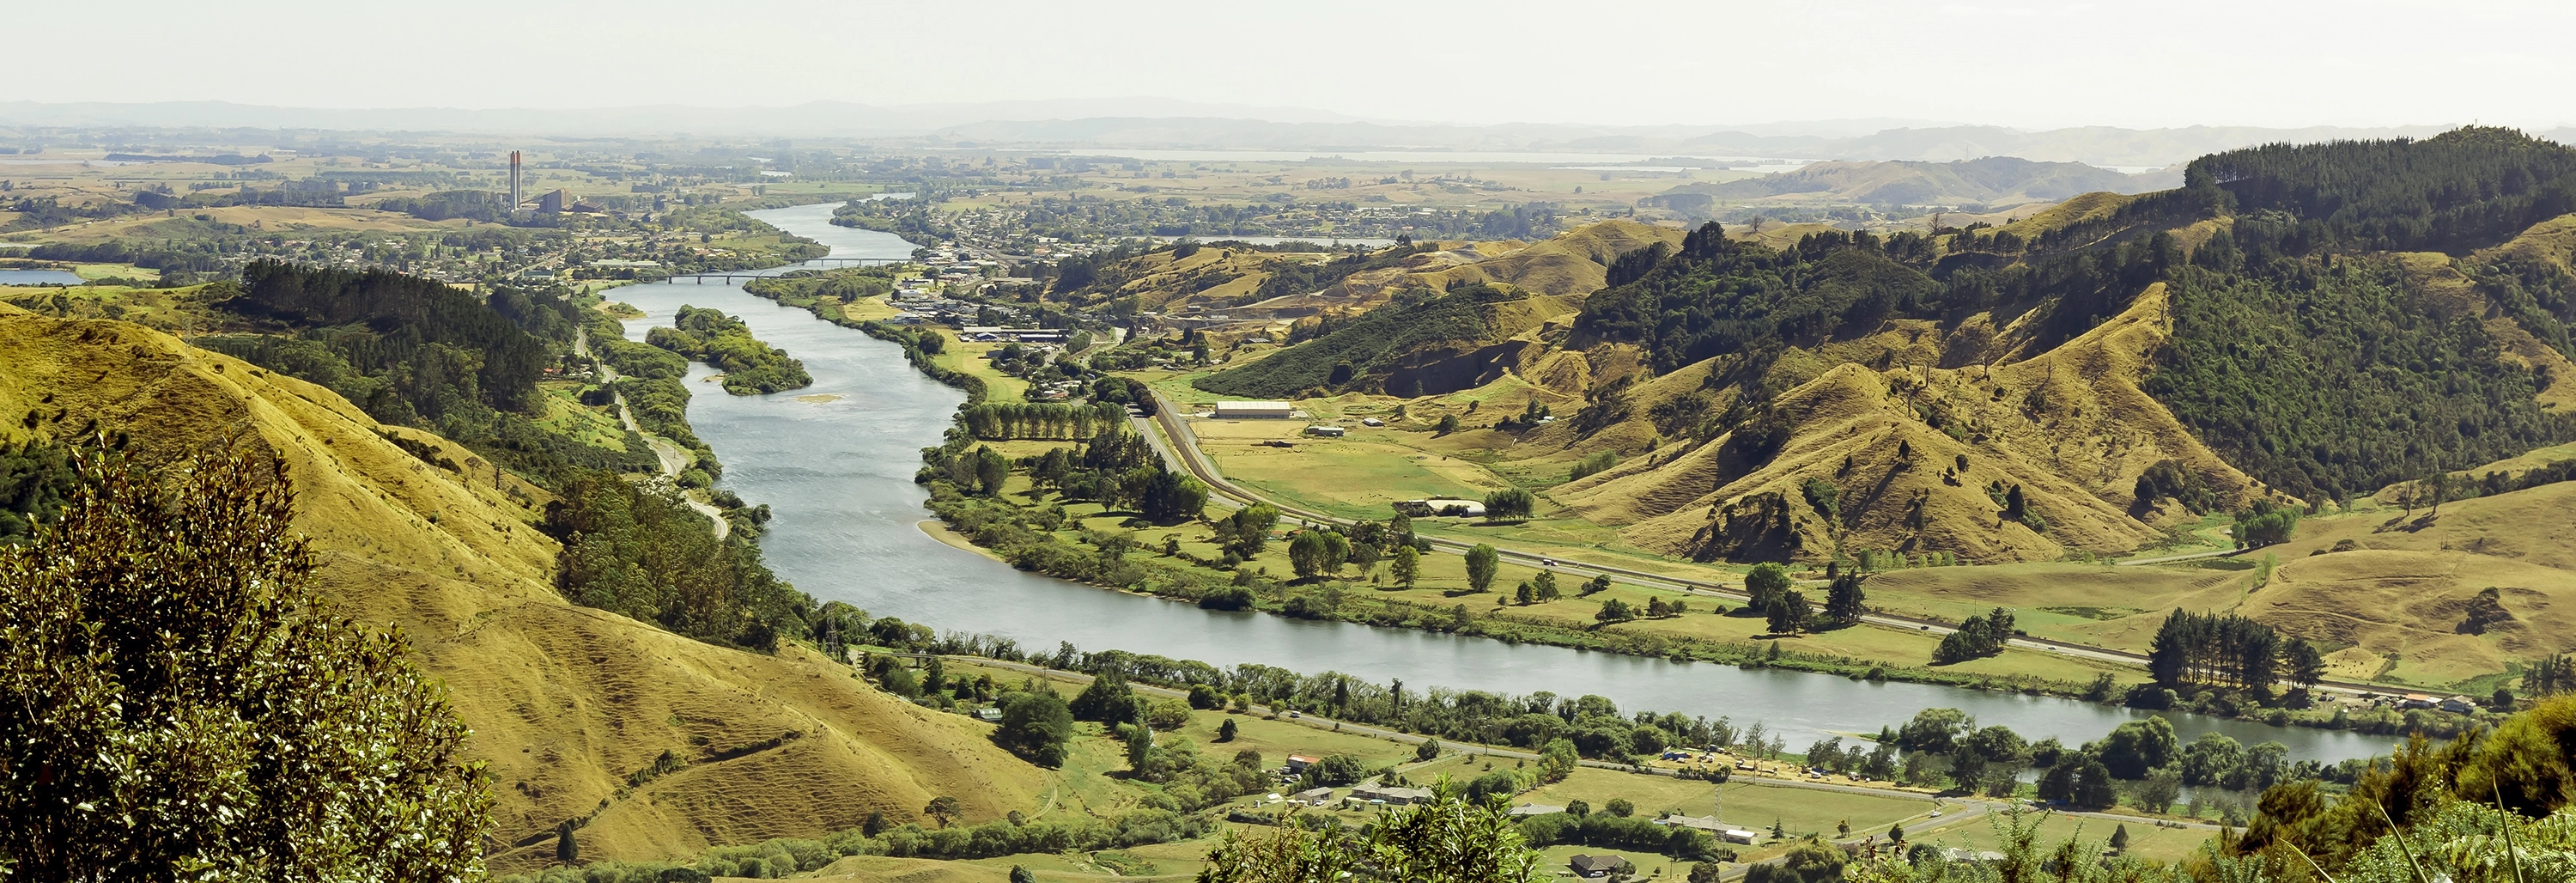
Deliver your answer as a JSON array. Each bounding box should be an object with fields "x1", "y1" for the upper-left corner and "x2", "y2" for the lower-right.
[
  {"x1": 1153, "y1": 222, "x2": 1686, "y2": 327},
  {"x1": 1551, "y1": 282, "x2": 2259, "y2": 563},
  {"x1": 0, "y1": 307, "x2": 1048, "y2": 873},
  {"x1": 2243, "y1": 480, "x2": 2576, "y2": 687},
  {"x1": 1426, "y1": 219, "x2": 1686, "y2": 299}
]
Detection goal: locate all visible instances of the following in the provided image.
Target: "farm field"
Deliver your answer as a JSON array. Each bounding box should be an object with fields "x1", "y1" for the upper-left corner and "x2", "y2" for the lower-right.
[
  {"x1": 1911, "y1": 810, "x2": 2212, "y2": 865},
  {"x1": 1519, "y1": 768, "x2": 1937, "y2": 838}
]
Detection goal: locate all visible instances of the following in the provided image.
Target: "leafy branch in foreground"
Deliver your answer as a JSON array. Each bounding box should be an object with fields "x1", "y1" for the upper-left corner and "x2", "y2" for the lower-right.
[{"x1": 0, "y1": 442, "x2": 491, "y2": 881}]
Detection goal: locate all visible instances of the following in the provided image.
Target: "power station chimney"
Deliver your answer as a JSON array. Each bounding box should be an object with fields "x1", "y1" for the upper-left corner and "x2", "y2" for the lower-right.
[{"x1": 508, "y1": 150, "x2": 522, "y2": 210}]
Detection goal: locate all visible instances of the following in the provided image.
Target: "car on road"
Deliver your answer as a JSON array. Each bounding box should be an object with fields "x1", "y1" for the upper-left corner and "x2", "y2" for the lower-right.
[{"x1": 1539, "y1": 558, "x2": 1557, "y2": 567}]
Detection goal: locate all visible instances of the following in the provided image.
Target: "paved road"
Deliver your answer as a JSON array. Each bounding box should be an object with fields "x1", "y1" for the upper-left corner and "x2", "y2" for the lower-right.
[
  {"x1": 1135, "y1": 397, "x2": 2126, "y2": 661},
  {"x1": 578, "y1": 324, "x2": 730, "y2": 539},
  {"x1": 1133, "y1": 392, "x2": 2391, "y2": 701}
]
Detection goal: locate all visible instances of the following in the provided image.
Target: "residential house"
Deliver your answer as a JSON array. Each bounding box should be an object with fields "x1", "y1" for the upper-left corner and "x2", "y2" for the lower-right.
[
  {"x1": 1293, "y1": 787, "x2": 1335, "y2": 806},
  {"x1": 1348, "y1": 784, "x2": 1431, "y2": 805},
  {"x1": 1569, "y1": 855, "x2": 1626, "y2": 879},
  {"x1": 2439, "y1": 695, "x2": 2480, "y2": 714},
  {"x1": 1284, "y1": 754, "x2": 1321, "y2": 774}
]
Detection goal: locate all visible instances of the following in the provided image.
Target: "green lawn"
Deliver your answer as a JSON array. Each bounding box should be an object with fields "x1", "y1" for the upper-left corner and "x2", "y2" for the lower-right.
[
  {"x1": 1913, "y1": 810, "x2": 2213, "y2": 865},
  {"x1": 1519, "y1": 768, "x2": 1935, "y2": 839}
]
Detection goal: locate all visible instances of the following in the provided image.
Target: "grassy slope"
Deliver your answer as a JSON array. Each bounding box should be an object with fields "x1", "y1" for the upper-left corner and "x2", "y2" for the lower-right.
[
  {"x1": 1127, "y1": 208, "x2": 2576, "y2": 690},
  {"x1": 0, "y1": 307, "x2": 1052, "y2": 874},
  {"x1": 2241, "y1": 480, "x2": 2576, "y2": 689}
]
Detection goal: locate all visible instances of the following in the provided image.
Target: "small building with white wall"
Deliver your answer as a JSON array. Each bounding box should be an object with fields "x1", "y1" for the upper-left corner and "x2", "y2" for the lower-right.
[{"x1": 1214, "y1": 401, "x2": 1296, "y2": 419}]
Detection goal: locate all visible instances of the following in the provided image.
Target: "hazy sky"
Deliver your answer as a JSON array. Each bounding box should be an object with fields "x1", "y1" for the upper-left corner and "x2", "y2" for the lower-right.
[{"x1": 15, "y1": 0, "x2": 2573, "y2": 131}]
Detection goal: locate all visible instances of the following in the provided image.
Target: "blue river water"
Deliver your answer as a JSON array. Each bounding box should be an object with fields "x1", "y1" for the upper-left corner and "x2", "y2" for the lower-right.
[{"x1": 600, "y1": 202, "x2": 2397, "y2": 763}]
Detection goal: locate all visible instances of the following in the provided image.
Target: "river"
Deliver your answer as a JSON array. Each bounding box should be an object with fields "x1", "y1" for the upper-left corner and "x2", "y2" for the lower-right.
[
  {"x1": 605, "y1": 202, "x2": 2396, "y2": 764},
  {"x1": 0, "y1": 269, "x2": 88, "y2": 285}
]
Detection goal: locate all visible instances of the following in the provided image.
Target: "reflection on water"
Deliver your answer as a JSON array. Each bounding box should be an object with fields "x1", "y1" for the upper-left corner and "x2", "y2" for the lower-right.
[{"x1": 0, "y1": 269, "x2": 87, "y2": 285}]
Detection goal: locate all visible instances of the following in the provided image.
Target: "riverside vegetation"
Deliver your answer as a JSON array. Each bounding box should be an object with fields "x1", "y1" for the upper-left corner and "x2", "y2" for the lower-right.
[
  {"x1": 831, "y1": 268, "x2": 2500, "y2": 735},
  {"x1": 19, "y1": 127, "x2": 2576, "y2": 880},
  {"x1": 643, "y1": 305, "x2": 812, "y2": 395},
  {"x1": 1078, "y1": 129, "x2": 2576, "y2": 700}
]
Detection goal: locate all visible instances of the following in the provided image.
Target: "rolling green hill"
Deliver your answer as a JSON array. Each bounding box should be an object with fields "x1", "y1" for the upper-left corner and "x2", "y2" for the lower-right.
[{"x1": 0, "y1": 305, "x2": 1057, "y2": 874}]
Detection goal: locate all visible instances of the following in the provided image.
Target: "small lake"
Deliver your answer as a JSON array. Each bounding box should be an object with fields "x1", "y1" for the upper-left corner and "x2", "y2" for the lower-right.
[
  {"x1": 600, "y1": 203, "x2": 2399, "y2": 764},
  {"x1": 0, "y1": 269, "x2": 86, "y2": 285}
]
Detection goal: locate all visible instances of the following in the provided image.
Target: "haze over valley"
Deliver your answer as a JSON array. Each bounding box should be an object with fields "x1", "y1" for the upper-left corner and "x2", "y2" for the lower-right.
[{"x1": 8, "y1": 3, "x2": 2576, "y2": 882}]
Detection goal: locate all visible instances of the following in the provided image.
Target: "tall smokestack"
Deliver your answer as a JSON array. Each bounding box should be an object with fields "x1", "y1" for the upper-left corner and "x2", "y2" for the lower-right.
[{"x1": 508, "y1": 150, "x2": 522, "y2": 210}]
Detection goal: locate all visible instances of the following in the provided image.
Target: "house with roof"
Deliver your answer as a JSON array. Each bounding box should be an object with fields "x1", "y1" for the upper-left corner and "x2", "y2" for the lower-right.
[
  {"x1": 1348, "y1": 784, "x2": 1431, "y2": 805},
  {"x1": 1569, "y1": 855, "x2": 1628, "y2": 878},
  {"x1": 2439, "y1": 695, "x2": 2481, "y2": 714}
]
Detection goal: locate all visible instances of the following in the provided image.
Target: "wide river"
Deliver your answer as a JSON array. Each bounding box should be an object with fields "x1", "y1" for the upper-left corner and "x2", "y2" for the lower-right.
[{"x1": 611, "y1": 203, "x2": 2396, "y2": 763}]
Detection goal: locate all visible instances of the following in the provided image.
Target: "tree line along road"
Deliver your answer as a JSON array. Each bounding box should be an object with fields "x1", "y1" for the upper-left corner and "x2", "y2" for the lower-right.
[{"x1": 916, "y1": 653, "x2": 2215, "y2": 880}]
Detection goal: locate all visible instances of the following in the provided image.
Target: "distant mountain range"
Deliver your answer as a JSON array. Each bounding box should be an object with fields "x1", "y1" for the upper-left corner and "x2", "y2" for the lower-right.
[
  {"x1": 1648, "y1": 157, "x2": 2185, "y2": 213},
  {"x1": 1, "y1": 100, "x2": 2559, "y2": 167}
]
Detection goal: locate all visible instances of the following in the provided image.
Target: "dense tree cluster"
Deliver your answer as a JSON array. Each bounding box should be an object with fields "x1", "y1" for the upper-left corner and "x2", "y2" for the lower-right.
[
  {"x1": 1008, "y1": 428, "x2": 1207, "y2": 523},
  {"x1": 0, "y1": 444, "x2": 489, "y2": 880},
  {"x1": 544, "y1": 469, "x2": 813, "y2": 651},
  {"x1": 201, "y1": 265, "x2": 665, "y2": 486},
  {"x1": 222, "y1": 260, "x2": 553, "y2": 411},
  {"x1": 743, "y1": 267, "x2": 896, "y2": 303},
  {"x1": 1575, "y1": 225, "x2": 1939, "y2": 374},
  {"x1": 646, "y1": 305, "x2": 812, "y2": 395},
  {"x1": 2146, "y1": 610, "x2": 2300, "y2": 691},
  {"x1": 1194, "y1": 283, "x2": 1501, "y2": 399},
  {"x1": 0, "y1": 438, "x2": 76, "y2": 543},
  {"x1": 1930, "y1": 607, "x2": 2015, "y2": 664},
  {"x1": 2147, "y1": 259, "x2": 2571, "y2": 502},
  {"x1": 959, "y1": 400, "x2": 1128, "y2": 441},
  {"x1": 2193, "y1": 126, "x2": 2576, "y2": 256}
]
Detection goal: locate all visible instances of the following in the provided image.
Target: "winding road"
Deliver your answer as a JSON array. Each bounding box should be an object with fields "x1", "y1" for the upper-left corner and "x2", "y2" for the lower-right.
[
  {"x1": 576, "y1": 324, "x2": 730, "y2": 539},
  {"x1": 1129, "y1": 391, "x2": 2390, "y2": 700}
]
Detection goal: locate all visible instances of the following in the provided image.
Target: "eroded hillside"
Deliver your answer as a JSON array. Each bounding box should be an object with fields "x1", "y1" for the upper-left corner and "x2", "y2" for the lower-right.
[{"x1": 0, "y1": 307, "x2": 1047, "y2": 872}]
